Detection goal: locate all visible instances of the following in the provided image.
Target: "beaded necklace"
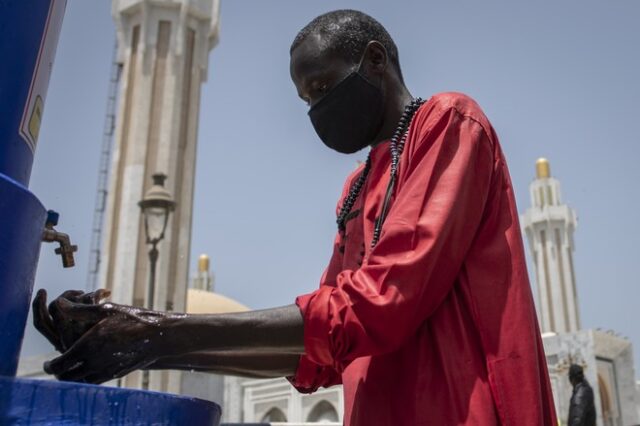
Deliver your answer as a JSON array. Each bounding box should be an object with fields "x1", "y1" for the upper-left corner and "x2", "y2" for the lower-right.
[{"x1": 336, "y1": 97, "x2": 425, "y2": 248}]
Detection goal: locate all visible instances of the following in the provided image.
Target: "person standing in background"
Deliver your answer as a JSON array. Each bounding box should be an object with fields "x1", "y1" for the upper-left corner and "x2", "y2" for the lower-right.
[{"x1": 568, "y1": 364, "x2": 596, "y2": 426}]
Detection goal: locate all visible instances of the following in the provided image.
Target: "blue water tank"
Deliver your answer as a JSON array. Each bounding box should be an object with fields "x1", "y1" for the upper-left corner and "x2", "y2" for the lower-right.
[
  {"x1": 0, "y1": 0, "x2": 66, "y2": 185},
  {"x1": 0, "y1": 0, "x2": 66, "y2": 377},
  {"x1": 0, "y1": 177, "x2": 47, "y2": 376}
]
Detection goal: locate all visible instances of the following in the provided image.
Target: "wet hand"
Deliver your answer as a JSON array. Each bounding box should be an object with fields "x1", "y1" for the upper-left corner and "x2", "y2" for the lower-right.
[
  {"x1": 43, "y1": 299, "x2": 174, "y2": 384},
  {"x1": 32, "y1": 288, "x2": 111, "y2": 352}
]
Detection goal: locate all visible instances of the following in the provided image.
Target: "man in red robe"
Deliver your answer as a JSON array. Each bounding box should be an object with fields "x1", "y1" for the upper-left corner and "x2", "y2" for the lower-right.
[{"x1": 35, "y1": 9, "x2": 557, "y2": 425}]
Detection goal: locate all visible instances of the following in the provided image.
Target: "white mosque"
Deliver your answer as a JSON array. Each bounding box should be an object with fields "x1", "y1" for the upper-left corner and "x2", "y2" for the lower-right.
[
  {"x1": 522, "y1": 159, "x2": 640, "y2": 426},
  {"x1": 17, "y1": 0, "x2": 640, "y2": 424}
]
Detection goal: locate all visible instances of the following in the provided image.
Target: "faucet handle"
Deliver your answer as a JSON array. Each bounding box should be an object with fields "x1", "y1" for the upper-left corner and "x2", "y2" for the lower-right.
[{"x1": 46, "y1": 210, "x2": 60, "y2": 227}]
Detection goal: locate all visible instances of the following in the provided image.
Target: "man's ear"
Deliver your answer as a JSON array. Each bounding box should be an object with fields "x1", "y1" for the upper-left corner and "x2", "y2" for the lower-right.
[{"x1": 361, "y1": 40, "x2": 388, "y2": 76}]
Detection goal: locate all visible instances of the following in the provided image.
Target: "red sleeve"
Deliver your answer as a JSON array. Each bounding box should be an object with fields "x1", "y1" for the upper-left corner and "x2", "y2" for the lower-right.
[
  {"x1": 297, "y1": 106, "x2": 495, "y2": 368},
  {"x1": 287, "y1": 173, "x2": 362, "y2": 392},
  {"x1": 286, "y1": 355, "x2": 342, "y2": 394},
  {"x1": 287, "y1": 251, "x2": 344, "y2": 393}
]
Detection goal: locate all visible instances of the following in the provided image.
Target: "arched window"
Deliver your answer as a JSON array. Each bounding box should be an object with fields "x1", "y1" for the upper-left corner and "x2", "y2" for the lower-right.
[
  {"x1": 307, "y1": 400, "x2": 339, "y2": 423},
  {"x1": 261, "y1": 407, "x2": 287, "y2": 422},
  {"x1": 598, "y1": 375, "x2": 613, "y2": 426}
]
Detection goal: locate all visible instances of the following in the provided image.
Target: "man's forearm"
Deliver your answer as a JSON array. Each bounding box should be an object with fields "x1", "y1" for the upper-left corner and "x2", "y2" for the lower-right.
[
  {"x1": 38, "y1": 301, "x2": 306, "y2": 384},
  {"x1": 148, "y1": 351, "x2": 300, "y2": 379},
  {"x1": 162, "y1": 304, "x2": 305, "y2": 356}
]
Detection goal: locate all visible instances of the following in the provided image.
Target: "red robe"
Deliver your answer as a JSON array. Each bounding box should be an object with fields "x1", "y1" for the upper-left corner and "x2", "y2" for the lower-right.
[{"x1": 289, "y1": 93, "x2": 557, "y2": 426}]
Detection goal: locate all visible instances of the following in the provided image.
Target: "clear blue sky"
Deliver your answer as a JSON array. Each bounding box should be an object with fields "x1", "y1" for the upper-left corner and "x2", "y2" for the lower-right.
[{"x1": 23, "y1": 1, "x2": 640, "y2": 375}]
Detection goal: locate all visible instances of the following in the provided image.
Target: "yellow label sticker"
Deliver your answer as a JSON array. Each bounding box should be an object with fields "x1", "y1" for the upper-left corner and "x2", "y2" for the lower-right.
[
  {"x1": 18, "y1": 0, "x2": 66, "y2": 152},
  {"x1": 28, "y1": 95, "x2": 43, "y2": 142}
]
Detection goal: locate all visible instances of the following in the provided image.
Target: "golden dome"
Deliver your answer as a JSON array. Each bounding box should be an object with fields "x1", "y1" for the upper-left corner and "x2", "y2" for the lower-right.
[
  {"x1": 198, "y1": 254, "x2": 210, "y2": 273},
  {"x1": 536, "y1": 158, "x2": 551, "y2": 179},
  {"x1": 186, "y1": 289, "x2": 249, "y2": 314}
]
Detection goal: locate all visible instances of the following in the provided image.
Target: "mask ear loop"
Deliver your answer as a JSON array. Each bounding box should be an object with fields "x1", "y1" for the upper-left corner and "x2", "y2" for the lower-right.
[
  {"x1": 356, "y1": 41, "x2": 388, "y2": 85},
  {"x1": 358, "y1": 42, "x2": 389, "y2": 155}
]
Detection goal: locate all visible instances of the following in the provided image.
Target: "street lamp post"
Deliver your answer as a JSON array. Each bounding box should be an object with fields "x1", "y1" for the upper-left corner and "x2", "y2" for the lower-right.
[
  {"x1": 138, "y1": 173, "x2": 176, "y2": 310},
  {"x1": 138, "y1": 173, "x2": 175, "y2": 389}
]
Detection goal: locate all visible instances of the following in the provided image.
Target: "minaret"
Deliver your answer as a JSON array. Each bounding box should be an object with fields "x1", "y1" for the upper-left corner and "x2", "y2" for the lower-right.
[
  {"x1": 521, "y1": 158, "x2": 580, "y2": 334},
  {"x1": 99, "y1": 0, "x2": 220, "y2": 392},
  {"x1": 193, "y1": 253, "x2": 214, "y2": 291}
]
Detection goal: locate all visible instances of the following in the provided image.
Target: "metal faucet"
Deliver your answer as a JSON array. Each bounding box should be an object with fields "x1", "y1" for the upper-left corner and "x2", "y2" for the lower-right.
[{"x1": 42, "y1": 210, "x2": 78, "y2": 268}]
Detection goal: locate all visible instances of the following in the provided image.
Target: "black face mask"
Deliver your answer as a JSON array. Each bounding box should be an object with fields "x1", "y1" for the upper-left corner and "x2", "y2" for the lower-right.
[{"x1": 308, "y1": 68, "x2": 385, "y2": 154}]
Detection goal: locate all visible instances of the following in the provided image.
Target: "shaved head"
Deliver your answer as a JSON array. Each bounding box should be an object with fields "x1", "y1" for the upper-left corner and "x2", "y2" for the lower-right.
[{"x1": 291, "y1": 9, "x2": 403, "y2": 81}]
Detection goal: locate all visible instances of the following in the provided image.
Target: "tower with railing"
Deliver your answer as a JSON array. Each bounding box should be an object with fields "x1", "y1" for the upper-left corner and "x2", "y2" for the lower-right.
[
  {"x1": 521, "y1": 158, "x2": 580, "y2": 334},
  {"x1": 98, "y1": 0, "x2": 220, "y2": 392}
]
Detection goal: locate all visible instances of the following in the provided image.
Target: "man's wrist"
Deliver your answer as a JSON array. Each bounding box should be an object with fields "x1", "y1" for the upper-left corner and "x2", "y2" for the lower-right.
[
  {"x1": 157, "y1": 313, "x2": 194, "y2": 356},
  {"x1": 158, "y1": 312, "x2": 217, "y2": 355}
]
